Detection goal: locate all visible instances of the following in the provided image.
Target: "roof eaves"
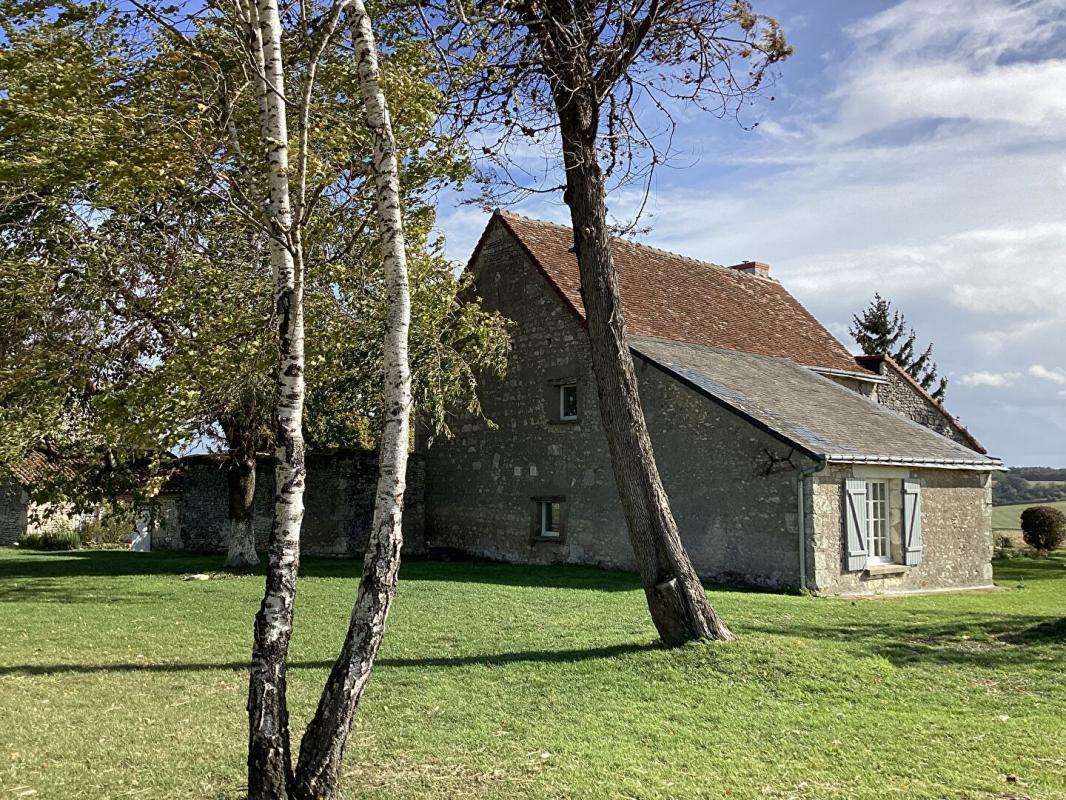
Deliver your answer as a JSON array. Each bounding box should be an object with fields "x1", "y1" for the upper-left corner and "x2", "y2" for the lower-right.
[{"x1": 825, "y1": 453, "x2": 1003, "y2": 471}]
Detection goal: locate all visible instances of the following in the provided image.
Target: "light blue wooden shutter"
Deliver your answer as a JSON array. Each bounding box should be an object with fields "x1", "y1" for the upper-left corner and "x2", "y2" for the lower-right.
[
  {"x1": 902, "y1": 479, "x2": 923, "y2": 566},
  {"x1": 845, "y1": 478, "x2": 868, "y2": 571}
]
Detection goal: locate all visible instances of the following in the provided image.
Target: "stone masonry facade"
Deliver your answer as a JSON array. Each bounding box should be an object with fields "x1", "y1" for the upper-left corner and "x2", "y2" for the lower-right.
[
  {"x1": 422, "y1": 225, "x2": 820, "y2": 589},
  {"x1": 421, "y1": 221, "x2": 996, "y2": 595},
  {"x1": 856, "y1": 356, "x2": 983, "y2": 452},
  {"x1": 808, "y1": 464, "x2": 994, "y2": 595}
]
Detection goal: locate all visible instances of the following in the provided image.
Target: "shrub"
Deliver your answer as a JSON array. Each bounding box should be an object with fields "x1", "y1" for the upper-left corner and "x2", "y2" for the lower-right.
[
  {"x1": 20, "y1": 526, "x2": 82, "y2": 551},
  {"x1": 993, "y1": 534, "x2": 1016, "y2": 559},
  {"x1": 79, "y1": 506, "x2": 136, "y2": 549},
  {"x1": 1020, "y1": 506, "x2": 1066, "y2": 553}
]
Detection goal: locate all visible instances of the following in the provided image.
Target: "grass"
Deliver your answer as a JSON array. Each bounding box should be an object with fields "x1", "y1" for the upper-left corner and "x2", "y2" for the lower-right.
[
  {"x1": 992, "y1": 499, "x2": 1066, "y2": 530},
  {"x1": 0, "y1": 549, "x2": 1064, "y2": 800}
]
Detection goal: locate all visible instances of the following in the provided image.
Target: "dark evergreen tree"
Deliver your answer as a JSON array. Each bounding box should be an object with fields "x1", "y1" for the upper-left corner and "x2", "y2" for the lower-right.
[{"x1": 850, "y1": 294, "x2": 948, "y2": 401}]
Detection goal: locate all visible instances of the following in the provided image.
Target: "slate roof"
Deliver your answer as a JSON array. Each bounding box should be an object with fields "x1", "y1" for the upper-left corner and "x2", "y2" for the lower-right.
[
  {"x1": 492, "y1": 211, "x2": 871, "y2": 376},
  {"x1": 631, "y1": 336, "x2": 1001, "y2": 469},
  {"x1": 855, "y1": 353, "x2": 987, "y2": 454}
]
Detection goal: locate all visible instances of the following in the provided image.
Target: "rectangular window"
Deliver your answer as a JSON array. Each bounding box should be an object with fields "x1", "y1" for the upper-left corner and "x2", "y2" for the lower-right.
[
  {"x1": 866, "y1": 481, "x2": 890, "y2": 563},
  {"x1": 559, "y1": 383, "x2": 578, "y2": 421},
  {"x1": 540, "y1": 500, "x2": 562, "y2": 539}
]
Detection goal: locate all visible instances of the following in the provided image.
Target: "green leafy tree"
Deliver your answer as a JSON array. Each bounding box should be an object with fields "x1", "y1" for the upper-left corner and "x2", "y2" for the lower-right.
[
  {"x1": 850, "y1": 293, "x2": 948, "y2": 401},
  {"x1": 0, "y1": 1, "x2": 507, "y2": 540},
  {"x1": 1, "y1": 2, "x2": 509, "y2": 795}
]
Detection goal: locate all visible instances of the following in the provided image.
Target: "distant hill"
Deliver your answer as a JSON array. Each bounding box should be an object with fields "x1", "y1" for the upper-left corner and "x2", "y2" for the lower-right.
[
  {"x1": 992, "y1": 500, "x2": 1066, "y2": 531},
  {"x1": 993, "y1": 467, "x2": 1066, "y2": 506}
]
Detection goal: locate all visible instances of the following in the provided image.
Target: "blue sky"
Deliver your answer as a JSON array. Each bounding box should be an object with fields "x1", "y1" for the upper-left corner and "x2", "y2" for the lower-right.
[{"x1": 435, "y1": 0, "x2": 1066, "y2": 468}]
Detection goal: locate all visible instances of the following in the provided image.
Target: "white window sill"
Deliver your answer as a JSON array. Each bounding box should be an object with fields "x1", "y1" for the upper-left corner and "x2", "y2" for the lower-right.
[{"x1": 865, "y1": 563, "x2": 910, "y2": 577}]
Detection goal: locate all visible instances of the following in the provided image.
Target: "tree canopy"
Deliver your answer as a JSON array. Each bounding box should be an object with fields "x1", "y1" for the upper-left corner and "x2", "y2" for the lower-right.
[
  {"x1": 850, "y1": 293, "x2": 947, "y2": 401},
  {"x1": 0, "y1": 0, "x2": 509, "y2": 508}
]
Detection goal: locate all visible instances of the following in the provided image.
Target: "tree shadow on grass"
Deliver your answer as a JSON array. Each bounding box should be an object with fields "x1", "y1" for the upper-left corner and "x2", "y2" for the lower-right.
[
  {"x1": 0, "y1": 641, "x2": 659, "y2": 677},
  {"x1": 745, "y1": 610, "x2": 1065, "y2": 672},
  {"x1": 989, "y1": 551, "x2": 1066, "y2": 583},
  {"x1": 0, "y1": 548, "x2": 645, "y2": 592},
  {"x1": 0, "y1": 576, "x2": 165, "y2": 604}
]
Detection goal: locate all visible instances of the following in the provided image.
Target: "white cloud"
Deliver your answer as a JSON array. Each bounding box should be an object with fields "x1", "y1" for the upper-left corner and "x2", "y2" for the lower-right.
[
  {"x1": 1029, "y1": 364, "x2": 1066, "y2": 385},
  {"x1": 832, "y1": 0, "x2": 1066, "y2": 141},
  {"x1": 960, "y1": 371, "x2": 1021, "y2": 388}
]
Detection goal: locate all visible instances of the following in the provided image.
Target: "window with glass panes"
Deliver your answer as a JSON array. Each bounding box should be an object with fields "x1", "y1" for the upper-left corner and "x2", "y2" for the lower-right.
[
  {"x1": 866, "y1": 481, "x2": 890, "y2": 562},
  {"x1": 540, "y1": 500, "x2": 562, "y2": 539}
]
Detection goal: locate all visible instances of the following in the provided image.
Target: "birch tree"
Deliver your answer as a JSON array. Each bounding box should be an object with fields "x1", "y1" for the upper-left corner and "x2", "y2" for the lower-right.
[
  {"x1": 2, "y1": 3, "x2": 505, "y2": 796},
  {"x1": 230, "y1": 0, "x2": 453, "y2": 795},
  {"x1": 236, "y1": 0, "x2": 308, "y2": 789},
  {"x1": 423, "y1": 0, "x2": 791, "y2": 645}
]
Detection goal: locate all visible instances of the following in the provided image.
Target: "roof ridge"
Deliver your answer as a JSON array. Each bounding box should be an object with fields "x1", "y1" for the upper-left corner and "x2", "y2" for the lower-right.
[
  {"x1": 497, "y1": 208, "x2": 752, "y2": 278},
  {"x1": 486, "y1": 209, "x2": 867, "y2": 376}
]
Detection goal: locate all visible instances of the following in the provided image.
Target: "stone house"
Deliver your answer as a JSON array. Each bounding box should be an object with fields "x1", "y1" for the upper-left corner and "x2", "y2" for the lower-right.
[{"x1": 420, "y1": 212, "x2": 1002, "y2": 595}]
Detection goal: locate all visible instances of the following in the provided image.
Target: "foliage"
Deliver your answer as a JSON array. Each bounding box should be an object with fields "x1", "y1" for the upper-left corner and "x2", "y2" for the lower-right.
[
  {"x1": 19, "y1": 526, "x2": 82, "y2": 550},
  {"x1": 78, "y1": 504, "x2": 135, "y2": 548},
  {"x1": 993, "y1": 471, "x2": 1066, "y2": 506},
  {"x1": 992, "y1": 533, "x2": 1016, "y2": 559},
  {"x1": 1, "y1": 548, "x2": 1064, "y2": 799},
  {"x1": 1020, "y1": 505, "x2": 1066, "y2": 553},
  {"x1": 0, "y1": 0, "x2": 509, "y2": 507},
  {"x1": 850, "y1": 293, "x2": 947, "y2": 401}
]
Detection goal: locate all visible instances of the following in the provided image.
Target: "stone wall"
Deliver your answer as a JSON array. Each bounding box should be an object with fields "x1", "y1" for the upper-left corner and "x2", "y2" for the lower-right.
[
  {"x1": 808, "y1": 464, "x2": 993, "y2": 595},
  {"x1": 0, "y1": 481, "x2": 27, "y2": 545},
  {"x1": 874, "y1": 366, "x2": 976, "y2": 450},
  {"x1": 422, "y1": 225, "x2": 819, "y2": 589},
  {"x1": 151, "y1": 451, "x2": 425, "y2": 557}
]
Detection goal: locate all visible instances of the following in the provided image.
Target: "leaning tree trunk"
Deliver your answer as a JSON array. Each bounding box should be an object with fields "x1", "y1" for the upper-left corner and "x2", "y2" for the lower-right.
[
  {"x1": 291, "y1": 3, "x2": 412, "y2": 797},
  {"x1": 555, "y1": 89, "x2": 732, "y2": 646},
  {"x1": 245, "y1": 0, "x2": 306, "y2": 796}
]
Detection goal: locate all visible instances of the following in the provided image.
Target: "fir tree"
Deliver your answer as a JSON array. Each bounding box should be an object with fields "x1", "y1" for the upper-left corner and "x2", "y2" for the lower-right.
[{"x1": 850, "y1": 294, "x2": 948, "y2": 401}]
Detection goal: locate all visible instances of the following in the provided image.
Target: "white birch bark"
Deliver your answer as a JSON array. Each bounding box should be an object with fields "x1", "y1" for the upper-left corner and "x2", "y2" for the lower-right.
[
  {"x1": 243, "y1": 0, "x2": 306, "y2": 794},
  {"x1": 292, "y1": 2, "x2": 412, "y2": 796}
]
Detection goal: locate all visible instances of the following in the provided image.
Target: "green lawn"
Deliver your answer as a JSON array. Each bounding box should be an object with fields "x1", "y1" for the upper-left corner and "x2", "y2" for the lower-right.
[
  {"x1": 1, "y1": 549, "x2": 1063, "y2": 800},
  {"x1": 992, "y1": 500, "x2": 1066, "y2": 530}
]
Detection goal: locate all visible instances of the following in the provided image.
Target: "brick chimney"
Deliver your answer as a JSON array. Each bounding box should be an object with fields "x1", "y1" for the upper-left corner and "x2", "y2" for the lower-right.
[{"x1": 730, "y1": 260, "x2": 771, "y2": 278}]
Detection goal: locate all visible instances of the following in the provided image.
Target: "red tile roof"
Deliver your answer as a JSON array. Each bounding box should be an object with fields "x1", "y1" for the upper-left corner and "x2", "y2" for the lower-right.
[
  {"x1": 3, "y1": 450, "x2": 75, "y2": 486},
  {"x1": 490, "y1": 211, "x2": 871, "y2": 376}
]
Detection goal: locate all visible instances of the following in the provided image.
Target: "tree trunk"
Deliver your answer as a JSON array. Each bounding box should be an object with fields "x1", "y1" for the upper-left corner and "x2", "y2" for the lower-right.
[
  {"x1": 245, "y1": 0, "x2": 306, "y2": 795},
  {"x1": 224, "y1": 452, "x2": 258, "y2": 569},
  {"x1": 554, "y1": 89, "x2": 732, "y2": 646},
  {"x1": 291, "y1": 2, "x2": 412, "y2": 796}
]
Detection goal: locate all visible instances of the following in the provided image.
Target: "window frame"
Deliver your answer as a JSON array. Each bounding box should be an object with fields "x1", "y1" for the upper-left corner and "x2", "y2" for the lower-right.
[
  {"x1": 865, "y1": 480, "x2": 891, "y2": 564},
  {"x1": 531, "y1": 496, "x2": 566, "y2": 543},
  {"x1": 559, "y1": 382, "x2": 578, "y2": 422}
]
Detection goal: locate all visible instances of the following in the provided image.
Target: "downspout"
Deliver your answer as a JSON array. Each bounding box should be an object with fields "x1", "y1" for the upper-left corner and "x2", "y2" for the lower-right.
[{"x1": 797, "y1": 456, "x2": 828, "y2": 593}]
